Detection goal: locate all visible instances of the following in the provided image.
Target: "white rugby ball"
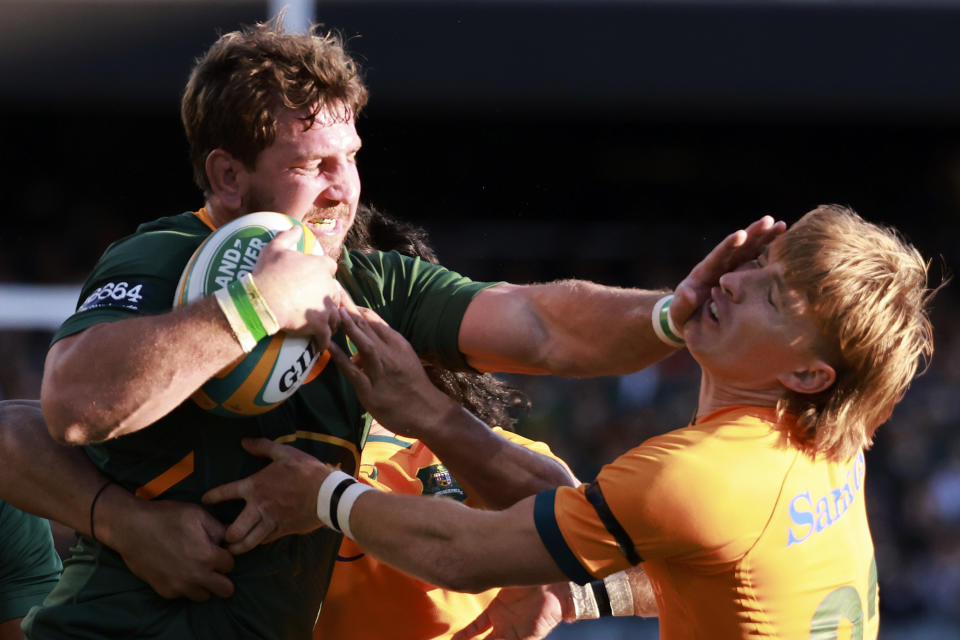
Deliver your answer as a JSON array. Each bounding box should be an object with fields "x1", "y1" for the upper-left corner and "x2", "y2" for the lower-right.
[{"x1": 174, "y1": 211, "x2": 326, "y2": 417}]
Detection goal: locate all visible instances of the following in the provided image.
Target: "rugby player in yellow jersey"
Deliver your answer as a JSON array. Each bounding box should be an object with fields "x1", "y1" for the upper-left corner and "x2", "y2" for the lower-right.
[
  {"x1": 213, "y1": 205, "x2": 936, "y2": 639},
  {"x1": 317, "y1": 412, "x2": 571, "y2": 638}
]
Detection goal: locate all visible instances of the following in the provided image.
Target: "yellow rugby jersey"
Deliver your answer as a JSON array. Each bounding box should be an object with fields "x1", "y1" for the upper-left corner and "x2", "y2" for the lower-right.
[
  {"x1": 316, "y1": 427, "x2": 570, "y2": 640},
  {"x1": 534, "y1": 406, "x2": 879, "y2": 640}
]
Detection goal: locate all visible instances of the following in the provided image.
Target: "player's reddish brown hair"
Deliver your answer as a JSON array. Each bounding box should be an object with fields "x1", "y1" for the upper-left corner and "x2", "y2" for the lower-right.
[
  {"x1": 775, "y1": 204, "x2": 936, "y2": 461},
  {"x1": 181, "y1": 16, "x2": 368, "y2": 195}
]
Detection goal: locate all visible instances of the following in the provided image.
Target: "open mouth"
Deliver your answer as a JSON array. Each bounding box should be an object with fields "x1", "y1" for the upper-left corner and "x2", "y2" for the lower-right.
[
  {"x1": 305, "y1": 217, "x2": 340, "y2": 236},
  {"x1": 707, "y1": 300, "x2": 719, "y2": 322}
]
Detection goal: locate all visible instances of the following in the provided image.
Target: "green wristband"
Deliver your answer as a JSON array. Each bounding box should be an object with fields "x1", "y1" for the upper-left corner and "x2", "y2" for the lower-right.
[
  {"x1": 652, "y1": 294, "x2": 684, "y2": 346},
  {"x1": 227, "y1": 278, "x2": 268, "y2": 343}
]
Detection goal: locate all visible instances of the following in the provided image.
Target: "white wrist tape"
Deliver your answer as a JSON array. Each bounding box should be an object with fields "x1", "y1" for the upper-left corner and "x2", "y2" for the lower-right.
[
  {"x1": 316, "y1": 470, "x2": 354, "y2": 530},
  {"x1": 603, "y1": 572, "x2": 636, "y2": 617},
  {"x1": 570, "y1": 581, "x2": 600, "y2": 620},
  {"x1": 652, "y1": 294, "x2": 685, "y2": 347},
  {"x1": 570, "y1": 572, "x2": 636, "y2": 619},
  {"x1": 315, "y1": 470, "x2": 373, "y2": 540},
  {"x1": 336, "y1": 481, "x2": 374, "y2": 540}
]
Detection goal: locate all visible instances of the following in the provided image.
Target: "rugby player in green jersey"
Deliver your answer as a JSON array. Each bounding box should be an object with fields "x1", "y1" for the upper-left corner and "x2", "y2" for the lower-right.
[
  {"x1": 9, "y1": 16, "x2": 782, "y2": 640},
  {"x1": 0, "y1": 207, "x2": 654, "y2": 639}
]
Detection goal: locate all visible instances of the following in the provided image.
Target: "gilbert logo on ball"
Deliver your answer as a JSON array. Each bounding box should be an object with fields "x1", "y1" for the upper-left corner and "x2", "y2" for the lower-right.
[{"x1": 174, "y1": 211, "x2": 327, "y2": 417}]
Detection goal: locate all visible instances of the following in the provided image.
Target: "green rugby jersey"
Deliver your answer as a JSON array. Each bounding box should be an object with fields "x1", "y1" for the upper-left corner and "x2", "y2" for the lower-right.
[
  {"x1": 0, "y1": 500, "x2": 61, "y2": 623},
  {"x1": 27, "y1": 211, "x2": 497, "y2": 639}
]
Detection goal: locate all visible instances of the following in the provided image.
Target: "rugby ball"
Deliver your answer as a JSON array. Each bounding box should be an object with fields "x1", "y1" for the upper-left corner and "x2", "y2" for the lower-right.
[{"x1": 174, "y1": 211, "x2": 327, "y2": 417}]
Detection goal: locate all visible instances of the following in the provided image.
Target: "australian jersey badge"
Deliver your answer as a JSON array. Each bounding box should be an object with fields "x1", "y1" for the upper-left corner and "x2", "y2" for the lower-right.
[{"x1": 417, "y1": 464, "x2": 467, "y2": 502}]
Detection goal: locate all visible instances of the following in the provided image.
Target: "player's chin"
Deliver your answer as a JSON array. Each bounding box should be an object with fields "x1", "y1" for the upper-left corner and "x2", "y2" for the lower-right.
[{"x1": 319, "y1": 237, "x2": 345, "y2": 262}]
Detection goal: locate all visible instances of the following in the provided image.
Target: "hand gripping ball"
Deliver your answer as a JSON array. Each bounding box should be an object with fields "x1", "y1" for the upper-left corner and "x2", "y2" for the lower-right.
[{"x1": 174, "y1": 211, "x2": 327, "y2": 416}]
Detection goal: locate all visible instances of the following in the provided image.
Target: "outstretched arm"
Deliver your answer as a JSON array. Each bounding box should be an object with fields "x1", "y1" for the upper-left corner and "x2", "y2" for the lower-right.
[
  {"x1": 458, "y1": 216, "x2": 785, "y2": 376},
  {"x1": 210, "y1": 449, "x2": 564, "y2": 587},
  {"x1": 349, "y1": 488, "x2": 564, "y2": 592},
  {"x1": 0, "y1": 400, "x2": 234, "y2": 601},
  {"x1": 329, "y1": 305, "x2": 578, "y2": 506}
]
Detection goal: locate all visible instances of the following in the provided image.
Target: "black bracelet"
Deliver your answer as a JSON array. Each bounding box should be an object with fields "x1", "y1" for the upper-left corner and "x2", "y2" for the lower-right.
[{"x1": 89, "y1": 480, "x2": 114, "y2": 543}]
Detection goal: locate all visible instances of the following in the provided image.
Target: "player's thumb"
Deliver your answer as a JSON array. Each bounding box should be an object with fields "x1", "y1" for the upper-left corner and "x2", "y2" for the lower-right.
[
  {"x1": 669, "y1": 281, "x2": 700, "y2": 328},
  {"x1": 270, "y1": 226, "x2": 304, "y2": 250}
]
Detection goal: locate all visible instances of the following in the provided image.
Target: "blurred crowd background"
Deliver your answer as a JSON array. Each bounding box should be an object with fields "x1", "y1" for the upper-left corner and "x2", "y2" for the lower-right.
[{"x1": 1, "y1": 1, "x2": 958, "y2": 637}]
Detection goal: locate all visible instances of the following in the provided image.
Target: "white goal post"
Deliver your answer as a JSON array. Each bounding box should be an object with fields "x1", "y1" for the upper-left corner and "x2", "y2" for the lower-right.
[{"x1": 0, "y1": 285, "x2": 83, "y2": 331}]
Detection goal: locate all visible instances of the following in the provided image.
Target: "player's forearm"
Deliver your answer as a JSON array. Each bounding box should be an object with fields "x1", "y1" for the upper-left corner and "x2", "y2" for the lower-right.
[
  {"x1": 41, "y1": 297, "x2": 245, "y2": 443},
  {"x1": 461, "y1": 282, "x2": 678, "y2": 377},
  {"x1": 0, "y1": 400, "x2": 109, "y2": 531},
  {"x1": 347, "y1": 491, "x2": 564, "y2": 593},
  {"x1": 415, "y1": 403, "x2": 576, "y2": 509}
]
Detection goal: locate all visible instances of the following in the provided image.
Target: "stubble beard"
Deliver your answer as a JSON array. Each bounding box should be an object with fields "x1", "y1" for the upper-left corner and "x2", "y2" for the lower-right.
[{"x1": 243, "y1": 192, "x2": 353, "y2": 262}]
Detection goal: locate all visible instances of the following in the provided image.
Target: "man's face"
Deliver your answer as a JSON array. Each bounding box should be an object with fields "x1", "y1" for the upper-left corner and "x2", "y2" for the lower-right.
[
  {"x1": 684, "y1": 240, "x2": 826, "y2": 392},
  {"x1": 242, "y1": 105, "x2": 362, "y2": 260}
]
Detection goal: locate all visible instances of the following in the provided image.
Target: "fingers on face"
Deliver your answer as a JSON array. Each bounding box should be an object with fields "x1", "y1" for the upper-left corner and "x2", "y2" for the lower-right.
[
  {"x1": 744, "y1": 216, "x2": 786, "y2": 247},
  {"x1": 744, "y1": 215, "x2": 774, "y2": 236}
]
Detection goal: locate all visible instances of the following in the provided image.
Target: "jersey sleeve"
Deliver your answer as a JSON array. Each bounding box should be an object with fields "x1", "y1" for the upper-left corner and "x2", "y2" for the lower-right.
[
  {"x1": 0, "y1": 501, "x2": 62, "y2": 622},
  {"x1": 533, "y1": 433, "x2": 746, "y2": 583},
  {"x1": 52, "y1": 218, "x2": 208, "y2": 344},
  {"x1": 338, "y1": 251, "x2": 501, "y2": 371}
]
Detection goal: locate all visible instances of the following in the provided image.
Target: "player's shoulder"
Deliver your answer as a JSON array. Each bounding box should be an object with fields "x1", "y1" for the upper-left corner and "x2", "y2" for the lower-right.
[
  {"x1": 610, "y1": 406, "x2": 791, "y2": 490},
  {"x1": 102, "y1": 212, "x2": 208, "y2": 257},
  {"x1": 68, "y1": 212, "x2": 210, "y2": 318},
  {"x1": 89, "y1": 212, "x2": 208, "y2": 277}
]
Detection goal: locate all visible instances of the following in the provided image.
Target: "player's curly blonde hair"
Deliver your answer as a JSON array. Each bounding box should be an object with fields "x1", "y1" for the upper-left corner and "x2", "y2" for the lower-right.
[
  {"x1": 776, "y1": 204, "x2": 937, "y2": 461},
  {"x1": 181, "y1": 15, "x2": 368, "y2": 195}
]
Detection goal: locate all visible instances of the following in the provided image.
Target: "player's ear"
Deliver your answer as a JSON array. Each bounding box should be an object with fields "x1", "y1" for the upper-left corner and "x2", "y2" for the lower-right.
[
  {"x1": 206, "y1": 149, "x2": 248, "y2": 210},
  {"x1": 777, "y1": 360, "x2": 836, "y2": 395}
]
